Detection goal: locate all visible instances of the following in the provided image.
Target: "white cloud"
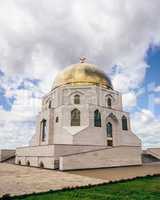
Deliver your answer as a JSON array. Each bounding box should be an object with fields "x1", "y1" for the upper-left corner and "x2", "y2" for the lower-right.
[
  {"x1": 0, "y1": 87, "x2": 42, "y2": 149},
  {"x1": 0, "y1": 0, "x2": 160, "y2": 148},
  {"x1": 0, "y1": 1, "x2": 160, "y2": 85},
  {"x1": 132, "y1": 109, "x2": 160, "y2": 148},
  {"x1": 122, "y1": 91, "x2": 137, "y2": 109},
  {"x1": 154, "y1": 85, "x2": 160, "y2": 92},
  {"x1": 154, "y1": 97, "x2": 160, "y2": 105}
]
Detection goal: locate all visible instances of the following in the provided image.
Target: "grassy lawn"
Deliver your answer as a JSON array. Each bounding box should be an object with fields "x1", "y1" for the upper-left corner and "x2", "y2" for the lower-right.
[{"x1": 14, "y1": 176, "x2": 160, "y2": 200}]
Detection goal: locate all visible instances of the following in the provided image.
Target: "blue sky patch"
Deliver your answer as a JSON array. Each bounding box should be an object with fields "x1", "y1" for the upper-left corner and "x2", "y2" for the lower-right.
[
  {"x1": 137, "y1": 46, "x2": 160, "y2": 116},
  {"x1": 0, "y1": 88, "x2": 15, "y2": 111}
]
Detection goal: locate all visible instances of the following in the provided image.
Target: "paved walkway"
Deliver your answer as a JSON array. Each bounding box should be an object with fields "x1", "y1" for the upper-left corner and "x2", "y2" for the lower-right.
[
  {"x1": 70, "y1": 163, "x2": 160, "y2": 181},
  {"x1": 0, "y1": 163, "x2": 160, "y2": 197},
  {"x1": 0, "y1": 163, "x2": 106, "y2": 197}
]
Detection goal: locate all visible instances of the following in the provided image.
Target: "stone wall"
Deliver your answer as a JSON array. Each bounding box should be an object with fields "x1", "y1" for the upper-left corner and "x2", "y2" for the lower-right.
[
  {"x1": 15, "y1": 156, "x2": 57, "y2": 169},
  {"x1": 16, "y1": 144, "x2": 107, "y2": 169},
  {"x1": 54, "y1": 144, "x2": 106, "y2": 157},
  {"x1": 16, "y1": 145, "x2": 55, "y2": 157},
  {"x1": 59, "y1": 146, "x2": 142, "y2": 170}
]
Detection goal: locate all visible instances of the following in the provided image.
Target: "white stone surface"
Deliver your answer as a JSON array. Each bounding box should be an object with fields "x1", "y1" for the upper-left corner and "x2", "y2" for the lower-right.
[
  {"x1": 59, "y1": 146, "x2": 142, "y2": 170},
  {"x1": 16, "y1": 144, "x2": 107, "y2": 169},
  {"x1": 16, "y1": 63, "x2": 142, "y2": 170},
  {"x1": 29, "y1": 85, "x2": 141, "y2": 147}
]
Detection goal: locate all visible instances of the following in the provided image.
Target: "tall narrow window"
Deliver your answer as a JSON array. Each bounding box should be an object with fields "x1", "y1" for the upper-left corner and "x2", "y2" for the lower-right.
[
  {"x1": 74, "y1": 95, "x2": 80, "y2": 104},
  {"x1": 106, "y1": 122, "x2": 112, "y2": 137},
  {"x1": 122, "y1": 116, "x2": 128, "y2": 130},
  {"x1": 94, "y1": 110, "x2": 101, "y2": 127},
  {"x1": 41, "y1": 119, "x2": 47, "y2": 141},
  {"x1": 56, "y1": 116, "x2": 59, "y2": 123},
  {"x1": 71, "y1": 109, "x2": 80, "y2": 126},
  {"x1": 48, "y1": 101, "x2": 52, "y2": 109},
  {"x1": 107, "y1": 98, "x2": 112, "y2": 108}
]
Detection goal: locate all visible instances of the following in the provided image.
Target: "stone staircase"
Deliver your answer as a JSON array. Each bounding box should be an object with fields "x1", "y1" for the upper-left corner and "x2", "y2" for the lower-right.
[
  {"x1": 2, "y1": 155, "x2": 15, "y2": 164},
  {"x1": 142, "y1": 149, "x2": 160, "y2": 163},
  {"x1": 142, "y1": 153, "x2": 160, "y2": 163},
  {"x1": 0, "y1": 149, "x2": 15, "y2": 164}
]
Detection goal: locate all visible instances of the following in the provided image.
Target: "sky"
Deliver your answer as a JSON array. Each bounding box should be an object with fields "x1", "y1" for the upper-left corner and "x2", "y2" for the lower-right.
[{"x1": 0, "y1": 0, "x2": 160, "y2": 149}]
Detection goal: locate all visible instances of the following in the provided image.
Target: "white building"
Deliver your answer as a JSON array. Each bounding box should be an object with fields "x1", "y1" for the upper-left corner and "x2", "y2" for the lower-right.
[{"x1": 16, "y1": 59, "x2": 142, "y2": 170}]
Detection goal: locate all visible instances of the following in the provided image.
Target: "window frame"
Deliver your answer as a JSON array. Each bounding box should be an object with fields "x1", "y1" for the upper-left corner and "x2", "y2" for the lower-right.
[
  {"x1": 56, "y1": 116, "x2": 59, "y2": 123},
  {"x1": 94, "y1": 110, "x2": 101, "y2": 127},
  {"x1": 106, "y1": 122, "x2": 113, "y2": 137},
  {"x1": 71, "y1": 109, "x2": 80, "y2": 126},
  {"x1": 48, "y1": 101, "x2": 52, "y2": 109},
  {"x1": 122, "y1": 115, "x2": 128, "y2": 131},
  {"x1": 107, "y1": 97, "x2": 112, "y2": 108},
  {"x1": 41, "y1": 119, "x2": 47, "y2": 141},
  {"x1": 74, "y1": 94, "x2": 80, "y2": 104}
]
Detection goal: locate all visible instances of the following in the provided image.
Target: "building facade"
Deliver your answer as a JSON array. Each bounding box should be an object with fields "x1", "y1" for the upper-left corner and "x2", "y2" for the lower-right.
[{"x1": 16, "y1": 61, "x2": 142, "y2": 170}]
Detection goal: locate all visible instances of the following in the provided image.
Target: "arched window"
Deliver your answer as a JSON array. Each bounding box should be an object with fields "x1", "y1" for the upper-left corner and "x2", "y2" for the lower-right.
[
  {"x1": 74, "y1": 95, "x2": 80, "y2": 104},
  {"x1": 48, "y1": 101, "x2": 52, "y2": 109},
  {"x1": 107, "y1": 98, "x2": 112, "y2": 108},
  {"x1": 71, "y1": 109, "x2": 80, "y2": 126},
  {"x1": 56, "y1": 116, "x2": 59, "y2": 123},
  {"x1": 106, "y1": 122, "x2": 112, "y2": 137},
  {"x1": 94, "y1": 110, "x2": 101, "y2": 127},
  {"x1": 122, "y1": 116, "x2": 128, "y2": 130},
  {"x1": 41, "y1": 119, "x2": 47, "y2": 141}
]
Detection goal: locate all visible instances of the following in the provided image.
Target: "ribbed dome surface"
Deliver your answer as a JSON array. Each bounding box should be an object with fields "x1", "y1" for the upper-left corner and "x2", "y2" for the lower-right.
[{"x1": 52, "y1": 62, "x2": 113, "y2": 90}]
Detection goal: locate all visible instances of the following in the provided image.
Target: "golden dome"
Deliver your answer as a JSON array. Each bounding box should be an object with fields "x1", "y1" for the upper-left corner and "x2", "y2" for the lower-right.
[{"x1": 52, "y1": 62, "x2": 113, "y2": 90}]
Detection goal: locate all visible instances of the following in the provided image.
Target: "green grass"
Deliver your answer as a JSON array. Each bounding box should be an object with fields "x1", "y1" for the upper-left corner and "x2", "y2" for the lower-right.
[{"x1": 13, "y1": 176, "x2": 160, "y2": 200}]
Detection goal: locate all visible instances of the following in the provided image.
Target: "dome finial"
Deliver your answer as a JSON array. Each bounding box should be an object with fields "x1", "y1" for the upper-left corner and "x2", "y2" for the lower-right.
[{"x1": 80, "y1": 56, "x2": 86, "y2": 63}]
